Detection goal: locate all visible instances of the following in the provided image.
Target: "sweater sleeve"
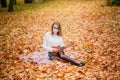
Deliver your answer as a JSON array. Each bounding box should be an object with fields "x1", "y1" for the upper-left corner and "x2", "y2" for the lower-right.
[
  {"x1": 60, "y1": 37, "x2": 65, "y2": 47},
  {"x1": 43, "y1": 32, "x2": 53, "y2": 52}
]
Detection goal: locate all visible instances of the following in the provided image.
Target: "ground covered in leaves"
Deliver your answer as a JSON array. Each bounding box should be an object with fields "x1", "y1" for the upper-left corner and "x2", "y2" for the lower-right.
[{"x1": 0, "y1": 0, "x2": 120, "y2": 80}]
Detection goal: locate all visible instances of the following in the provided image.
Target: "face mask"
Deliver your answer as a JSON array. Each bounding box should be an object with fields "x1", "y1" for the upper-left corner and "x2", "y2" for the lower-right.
[{"x1": 53, "y1": 28, "x2": 58, "y2": 34}]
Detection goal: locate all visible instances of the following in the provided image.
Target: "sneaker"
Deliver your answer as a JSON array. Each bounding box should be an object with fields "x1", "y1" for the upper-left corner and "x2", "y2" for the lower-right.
[{"x1": 77, "y1": 62, "x2": 86, "y2": 67}]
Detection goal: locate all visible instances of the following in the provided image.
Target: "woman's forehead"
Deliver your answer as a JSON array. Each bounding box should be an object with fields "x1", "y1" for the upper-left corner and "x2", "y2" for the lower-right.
[{"x1": 53, "y1": 24, "x2": 59, "y2": 28}]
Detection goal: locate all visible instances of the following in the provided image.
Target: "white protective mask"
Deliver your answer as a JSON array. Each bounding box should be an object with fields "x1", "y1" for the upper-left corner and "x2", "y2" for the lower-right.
[{"x1": 53, "y1": 28, "x2": 58, "y2": 34}]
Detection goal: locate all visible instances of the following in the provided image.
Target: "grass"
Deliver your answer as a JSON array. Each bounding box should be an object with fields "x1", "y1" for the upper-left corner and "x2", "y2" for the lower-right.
[
  {"x1": 0, "y1": 0, "x2": 55, "y2": 12},
  {"x1": 0, "y1": 0, "x2": 101, "y2": 13}
]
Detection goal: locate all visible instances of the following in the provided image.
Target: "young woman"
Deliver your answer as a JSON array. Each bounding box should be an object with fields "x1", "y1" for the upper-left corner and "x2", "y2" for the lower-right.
[{"x1": 43, "y1": 21, "x2": 85, "y2": 66}]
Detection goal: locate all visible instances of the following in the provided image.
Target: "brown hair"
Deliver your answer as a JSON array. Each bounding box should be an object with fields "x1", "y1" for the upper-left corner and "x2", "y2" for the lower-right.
[{"x1": 51, "y1": 21, "x2": 62, "y2": 36}]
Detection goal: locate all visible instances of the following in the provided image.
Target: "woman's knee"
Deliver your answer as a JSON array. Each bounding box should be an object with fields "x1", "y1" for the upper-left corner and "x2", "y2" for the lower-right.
[{"x1": 48, "y1": 52, "x2": 54, "y2": 60}]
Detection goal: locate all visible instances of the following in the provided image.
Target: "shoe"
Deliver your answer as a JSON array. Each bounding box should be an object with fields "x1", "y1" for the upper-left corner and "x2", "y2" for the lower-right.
[{"x1": 77, "y1": 62, "x2": 86, "y2": 67}]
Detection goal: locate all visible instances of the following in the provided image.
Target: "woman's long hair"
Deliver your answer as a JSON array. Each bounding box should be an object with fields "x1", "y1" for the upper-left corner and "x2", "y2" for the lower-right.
[{"x1": 51, "y1": 21, "x2": 62, "y2": 36}]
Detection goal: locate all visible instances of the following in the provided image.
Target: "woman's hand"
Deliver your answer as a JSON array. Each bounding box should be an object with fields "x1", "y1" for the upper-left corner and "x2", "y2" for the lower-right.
[
  {"x1": 56, "y1": 46, "x2": 62, "y2": 52},
  {"x1": 52, "y1": 48, "x2": 59, "y2": 53},
  {"x1": 52, "y1": 46, "x2": 62, "y2": 53}
]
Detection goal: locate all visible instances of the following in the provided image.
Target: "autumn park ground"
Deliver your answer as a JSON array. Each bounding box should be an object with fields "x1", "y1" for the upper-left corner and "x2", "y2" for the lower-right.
[{"x1": 0, "y1": 0, "x2": 120, "y2": 80}]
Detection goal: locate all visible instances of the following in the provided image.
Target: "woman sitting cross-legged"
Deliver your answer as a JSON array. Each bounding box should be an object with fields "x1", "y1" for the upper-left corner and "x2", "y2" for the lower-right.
[{"x1": 43, "y1": 21, "x2": 85, "y2": 66}]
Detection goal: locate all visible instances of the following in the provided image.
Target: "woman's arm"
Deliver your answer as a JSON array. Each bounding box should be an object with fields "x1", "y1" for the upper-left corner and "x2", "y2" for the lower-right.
[
  {"x1": 60, "y1": 37, "x2": 73, "y2": 50},
  {"x1": 62, "y1": 42, "x2": 73, "y2": 49},
  {"x1": 50, "y1": 37, "x2": 73, "y2": 52},
  {"x1": 43, "y1": 33, "x2": 53, "y2": 52},
  {"x1": 53, "y1": 42, "x2": 73, "y2": 53}
]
